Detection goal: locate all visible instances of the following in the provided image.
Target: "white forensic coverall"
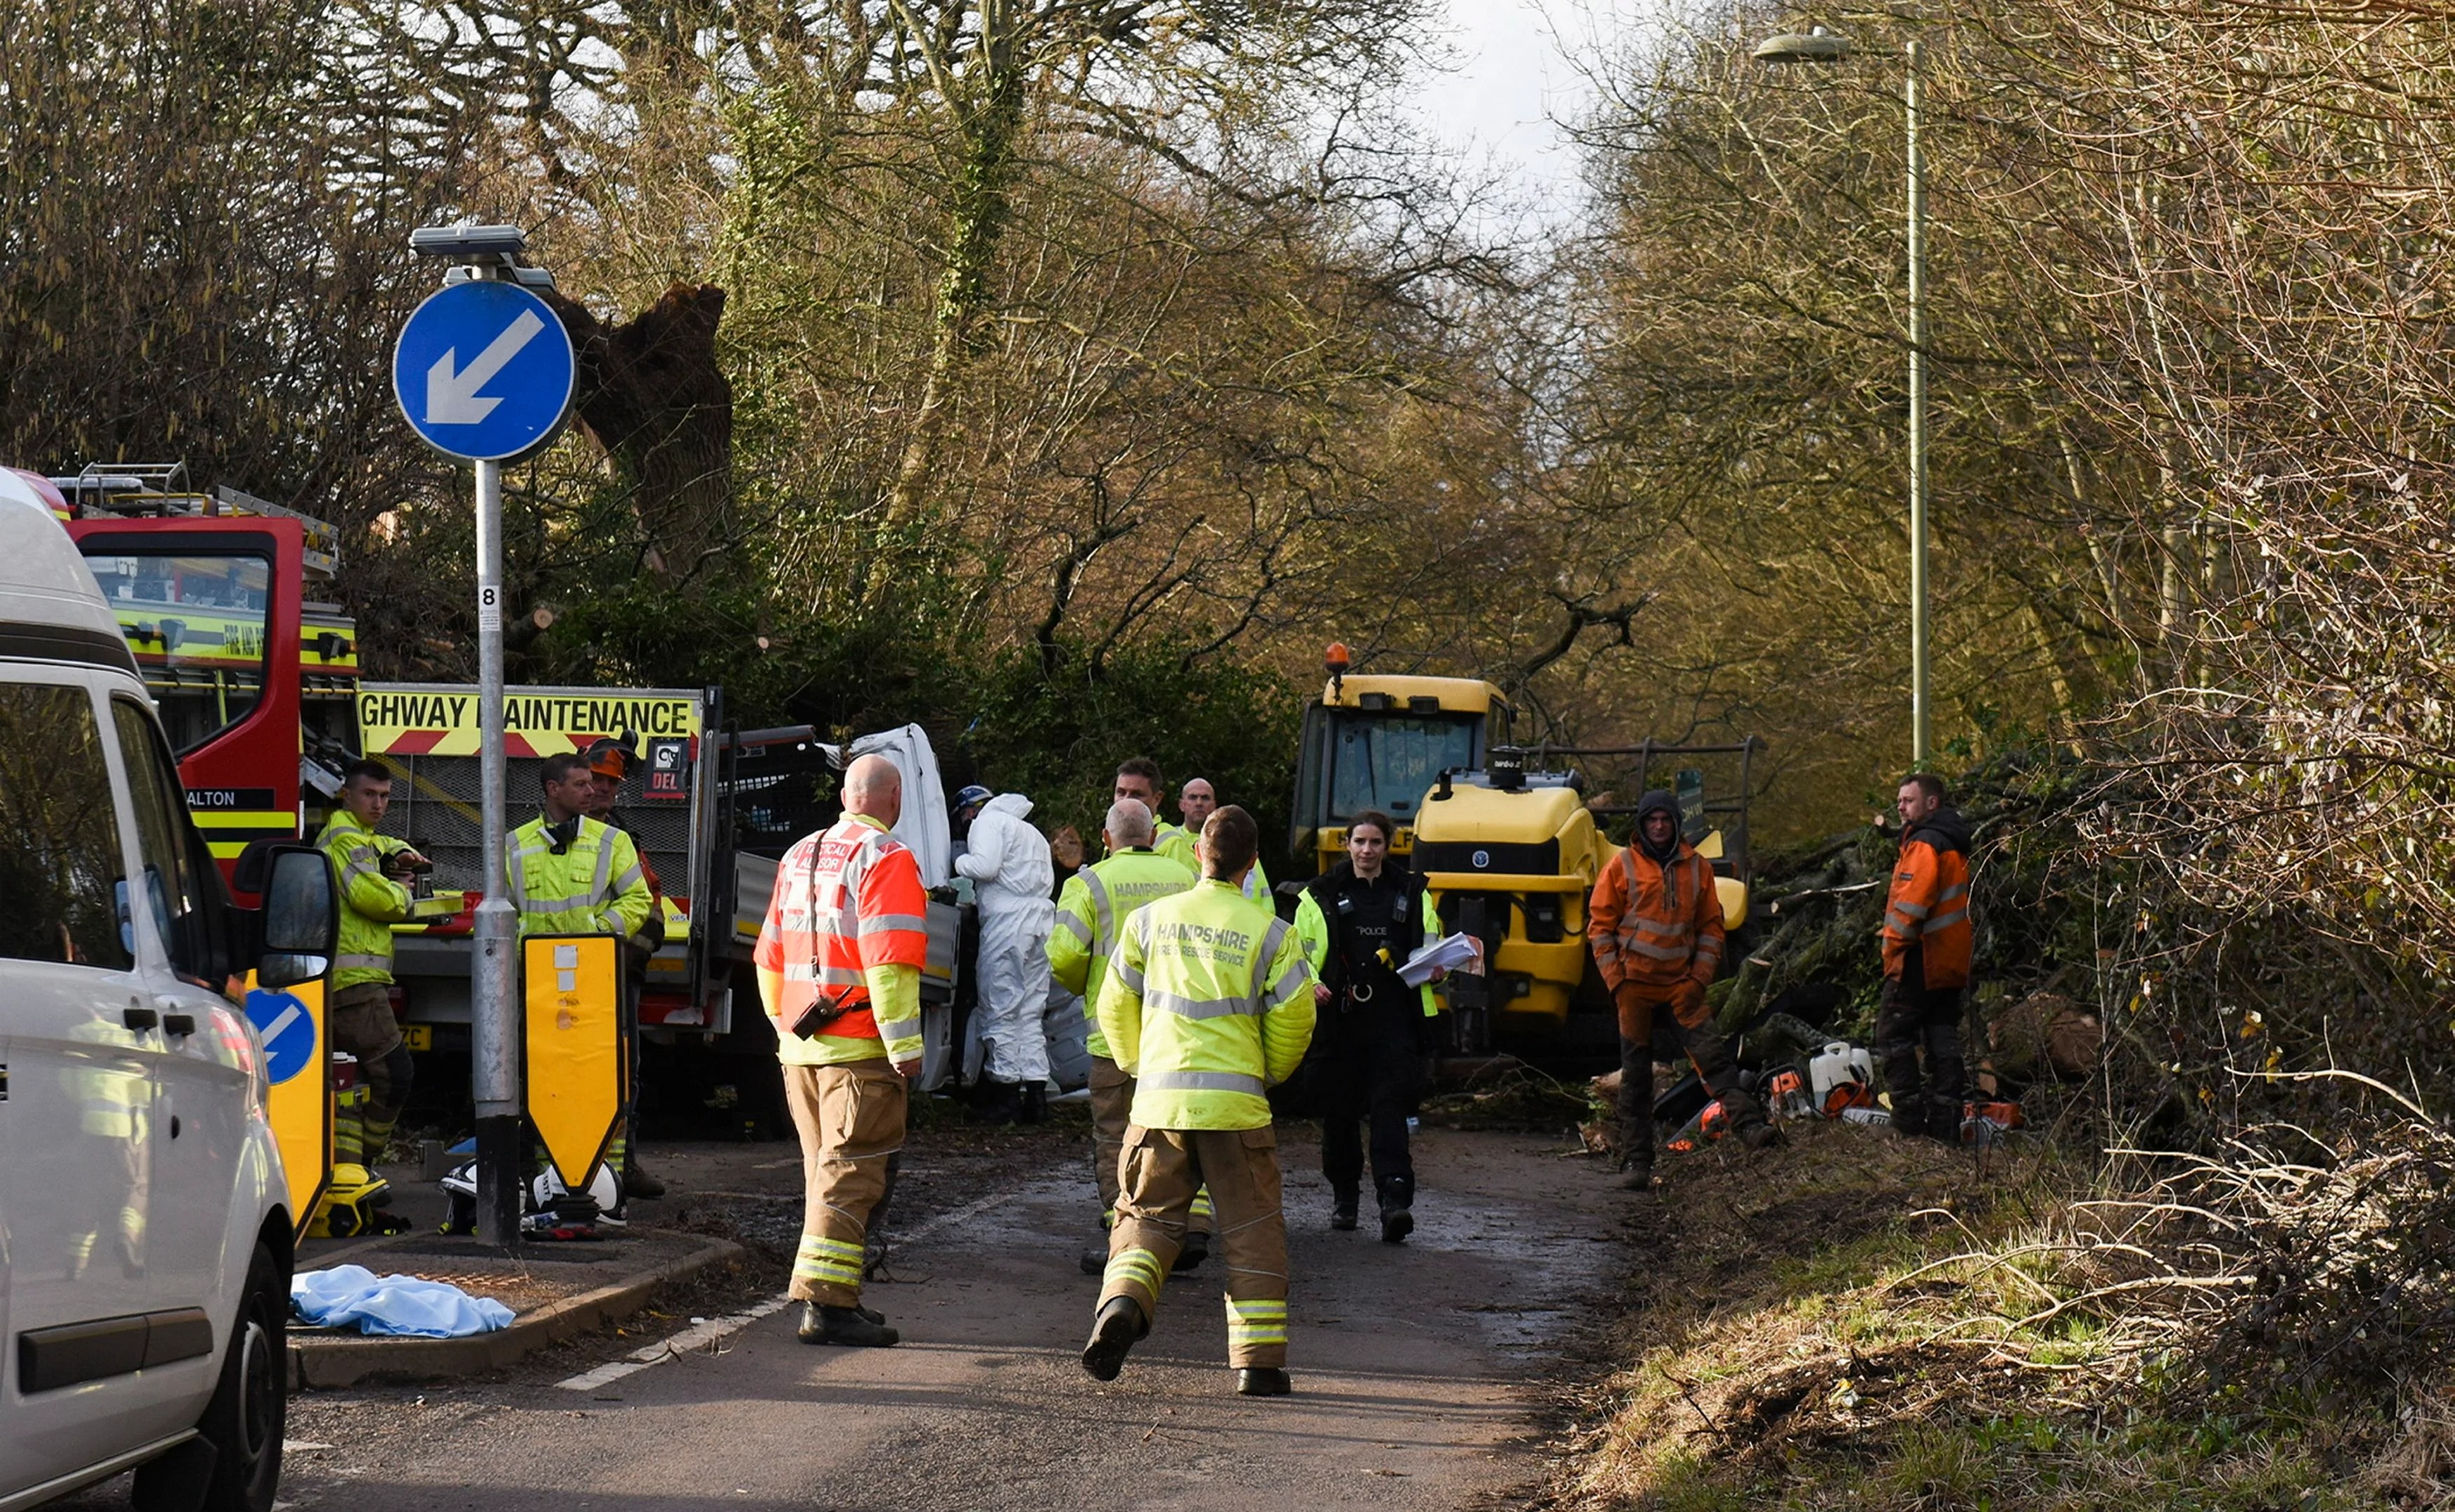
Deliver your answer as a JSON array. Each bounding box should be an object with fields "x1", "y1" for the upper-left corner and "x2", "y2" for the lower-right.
[{"x1": 955, "y1": 793, "x2": 1056, "y2": 1084}]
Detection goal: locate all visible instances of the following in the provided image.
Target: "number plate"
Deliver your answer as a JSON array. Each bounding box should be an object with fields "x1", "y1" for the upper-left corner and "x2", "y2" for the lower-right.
[{"x1": 402, "y1": 1024, "x2": 433, "y2": 1052}]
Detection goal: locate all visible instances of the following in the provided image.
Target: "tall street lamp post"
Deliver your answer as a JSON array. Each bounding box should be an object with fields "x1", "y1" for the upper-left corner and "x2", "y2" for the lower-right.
[{"x1": 1753, "y1": 28, "x2": 1930, "y2": 764}]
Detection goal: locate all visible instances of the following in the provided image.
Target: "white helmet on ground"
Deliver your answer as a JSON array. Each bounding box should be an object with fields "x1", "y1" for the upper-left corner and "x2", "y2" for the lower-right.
[{"x1": 532, "y1": 1163, "x2": 621, "y2": 1215}]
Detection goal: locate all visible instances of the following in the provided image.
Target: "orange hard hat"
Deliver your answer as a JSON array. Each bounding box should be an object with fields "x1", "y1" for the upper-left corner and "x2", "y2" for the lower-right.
[{"x1": 584, "y1": 732, "x2": 640, "y2": 779}]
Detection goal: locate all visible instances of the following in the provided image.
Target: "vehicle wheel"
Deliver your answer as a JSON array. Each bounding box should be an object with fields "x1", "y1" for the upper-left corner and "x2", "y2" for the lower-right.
[{"x1": 191, "y1": 1240, "x2": 288, "y2": 1511}]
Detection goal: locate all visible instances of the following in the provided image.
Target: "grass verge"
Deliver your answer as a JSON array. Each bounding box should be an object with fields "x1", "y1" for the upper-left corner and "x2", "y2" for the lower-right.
[{"x1": 1535, "y1": 1116, "x2": 2452, "y2": 1511}]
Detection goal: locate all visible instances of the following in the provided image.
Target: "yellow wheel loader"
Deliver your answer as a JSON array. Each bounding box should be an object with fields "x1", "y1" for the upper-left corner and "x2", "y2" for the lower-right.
[{"x1": 1286, "y1": 644, "x2": 1761, "y2": 1060}]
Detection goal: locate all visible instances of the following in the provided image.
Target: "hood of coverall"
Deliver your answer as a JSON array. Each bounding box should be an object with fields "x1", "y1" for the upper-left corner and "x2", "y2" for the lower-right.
[
  {"x1": 1633, "y1": 788, "x2": 1681, "y2": 863},
  {"x1": 956, "y1": 792, "x2": 1054, "y2": 910}
]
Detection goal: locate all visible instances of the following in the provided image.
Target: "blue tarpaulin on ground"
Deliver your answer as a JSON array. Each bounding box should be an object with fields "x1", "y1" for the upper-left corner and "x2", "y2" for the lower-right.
[{"x1": 292, "y1": 1264, "x2": 514, "y2": 1338}]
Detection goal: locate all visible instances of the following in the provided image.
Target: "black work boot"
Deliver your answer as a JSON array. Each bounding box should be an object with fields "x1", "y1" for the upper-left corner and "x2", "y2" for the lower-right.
[
  {"x1": 1237, "y1": 1366, "x2": 1293, "y2": 1397},
  {"x1": 1925, "y1": 1093, "x2": 1968, "y2": 1147},
  {"x1": 1615, "y1": 1154, "x2": 1657, "y2": 1192},
  {"x1": 1081, "y1": 1295, "x2": 1147, "y2": 1381},
  {"x1": 967, "y1": 1078, "x2": 1021, "y2": 1125},
  {"x1": 1172, "y1": 1229, "x2": 1210, "y2": 1273},
  {"x1": 799, "y1": 1301, "x2": 899, "y2": 1347},
  {"x1": 1018, "y1": 1082, "x2": 1047, "y2": 1125},
  {"x1": 1330, "y1": 1187, "x2": 1359, "y2": 1231},
  {"x1": 622, "y1": 1161, "x2": 667, "y2": 1199},
  {"x1": 1378, "y1": 1177, "x2": 1415, "y2": 1244},
  {"x1": 1737, "y1": 1119, "x2": 1783, "y2": 1152}
]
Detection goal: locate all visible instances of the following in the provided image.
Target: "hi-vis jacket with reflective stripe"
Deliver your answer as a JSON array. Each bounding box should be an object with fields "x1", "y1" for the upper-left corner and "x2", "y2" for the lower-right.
[
  {"x1": 754, "y1": 814, "x2": 931, "y2": 1068},
  {"x1": 1050, "y1": 846, "x2": 1196, "y2": 1061},
  {"x1": 1096, "y1": 879, "x2": 1316, "y2": 1130},
  {"x1": 316, "y1": 810, "x2": 417, "y2": 990},
  {"x1": 1589, "y1": 844, "x2": 1725, "y2": 993},
  {"x1": 1154, "y1": 822, "x2": 1197, "y2": 874},
  {"x1": 506, "y1": 814, "x2": 654, "y2": 942},
  {"x1": 1883, "y1": 809, "x2": 1974, "y2": 989}
]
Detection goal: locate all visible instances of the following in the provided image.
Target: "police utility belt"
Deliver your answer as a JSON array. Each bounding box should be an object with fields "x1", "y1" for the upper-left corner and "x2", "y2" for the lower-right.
[{"x1": 1329, "y1": 886, "x2": 1413, "y2": 1006}]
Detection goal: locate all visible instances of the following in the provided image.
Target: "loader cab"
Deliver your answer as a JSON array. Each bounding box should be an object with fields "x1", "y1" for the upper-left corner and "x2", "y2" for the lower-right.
[{"x1": 1287, "y1": 656, "x2": 1510, "y2": 877}]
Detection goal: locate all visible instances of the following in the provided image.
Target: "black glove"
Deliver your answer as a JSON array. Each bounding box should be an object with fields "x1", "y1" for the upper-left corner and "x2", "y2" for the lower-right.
[{"x1": 928, "y1": 883, "x2": 959, "y2": 905}]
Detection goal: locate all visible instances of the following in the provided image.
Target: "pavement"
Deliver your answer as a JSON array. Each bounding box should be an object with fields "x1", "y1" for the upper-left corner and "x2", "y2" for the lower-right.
[
  {"x1": 56, "y1": 1121, "x2": 1628, "y2": 1511},
  {"x1": 287, "y1": 1229, "x2": 745, "y2": 1389},
  {"x1": 281, "y1": 1147, "x2": 755, "y2": 1389}
]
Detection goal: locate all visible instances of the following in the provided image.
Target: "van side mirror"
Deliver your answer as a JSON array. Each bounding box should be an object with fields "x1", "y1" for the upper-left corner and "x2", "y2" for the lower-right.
[{"x1": 256, "y1": 844, "x2": 336, "y2": 990}]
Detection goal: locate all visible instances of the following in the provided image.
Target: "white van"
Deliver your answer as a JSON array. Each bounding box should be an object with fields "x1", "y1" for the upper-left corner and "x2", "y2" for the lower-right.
[{"x1": 0, "y1": 474, "x2": 334, "y2": 1511}]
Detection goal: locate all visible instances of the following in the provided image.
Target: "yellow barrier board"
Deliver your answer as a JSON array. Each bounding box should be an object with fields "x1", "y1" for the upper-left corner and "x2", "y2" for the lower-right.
[
  {"x1": 242, "y1": 974, "x2": 330, "y2": 1241},
  {"x1": 523, "y1": 935, "x2": 624, "y2": 1189}
]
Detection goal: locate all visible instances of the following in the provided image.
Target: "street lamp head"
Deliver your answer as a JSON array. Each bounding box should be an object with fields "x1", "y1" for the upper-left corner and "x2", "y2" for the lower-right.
[
  {"x1": 410, "y1": 221, "x2": 555, "y2": 288},
  {"x1": 410, "y1": 222, "x2": 529, "y2": 259},
  {"x1": 1752, "y1": 28, "x2": 1850, "y2": 65}
]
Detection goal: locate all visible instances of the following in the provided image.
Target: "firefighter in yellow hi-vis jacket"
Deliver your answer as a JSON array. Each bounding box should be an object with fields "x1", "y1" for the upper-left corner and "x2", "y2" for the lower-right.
[
  {"x1": 1081, "y1": 805, "x2": 1316, "y2": 1398},
  {"x1": 507, "y1": 752, "x2": 654, "y2": 943},
  {"x1": 1048, "y1": 797, "x2": 1197, "y2": 1273},
  {"x1": 315, "y1": 758, "x2": 429, "y2": 1165},
  {"x1": 509, "y1": 751, "x2": 654, "y2": 1210}
]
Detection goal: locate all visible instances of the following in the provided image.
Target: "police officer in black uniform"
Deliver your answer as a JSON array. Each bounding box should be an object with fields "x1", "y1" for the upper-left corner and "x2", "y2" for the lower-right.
[{"x1": 1295, "y1": 810, "x2": 1443, "y2": 1243}]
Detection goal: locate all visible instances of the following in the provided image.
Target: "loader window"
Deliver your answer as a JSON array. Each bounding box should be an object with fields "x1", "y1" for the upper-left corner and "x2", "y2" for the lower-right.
[
  {"x1": 81, "y1": 549, "x2": 271, "y2": 753},
  {"x1": 1327, "y1": 713, "x2": 1481, "y2": 822}
]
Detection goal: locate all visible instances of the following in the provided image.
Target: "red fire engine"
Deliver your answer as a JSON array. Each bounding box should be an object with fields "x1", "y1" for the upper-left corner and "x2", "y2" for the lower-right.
[{"x1": 49, "y1": 464, "x2": 736, "y2": 1041}]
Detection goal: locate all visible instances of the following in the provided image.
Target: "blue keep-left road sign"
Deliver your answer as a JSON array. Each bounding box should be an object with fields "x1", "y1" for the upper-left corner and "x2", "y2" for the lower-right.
[
  {"x1": 245, "y1": 987, "x2": 320, "y2": 1087},
  {"x1": 392, "y1": 279, "x2": 576, "y2": 462}
]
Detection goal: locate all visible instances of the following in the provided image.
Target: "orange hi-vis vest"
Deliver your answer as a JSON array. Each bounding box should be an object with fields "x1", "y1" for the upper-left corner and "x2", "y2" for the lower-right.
[
  {"x1": 1589, "y1": 844, "x2": 1725, "y2": 992},
  {"x1": 1883, "y1": 823, "x2": 1973, "y2": 988},
  {"x1": 755, "y1": 816, "x2": 929, "y2": 1055}
]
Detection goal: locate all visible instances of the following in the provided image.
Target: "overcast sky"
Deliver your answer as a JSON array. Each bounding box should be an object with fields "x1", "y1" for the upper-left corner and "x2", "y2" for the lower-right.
[{"x1": 1412, "y1": 0, "x2": 1632, "y2": 227}]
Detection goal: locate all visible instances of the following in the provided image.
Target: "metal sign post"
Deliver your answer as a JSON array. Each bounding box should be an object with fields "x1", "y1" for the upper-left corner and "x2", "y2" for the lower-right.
[
  {"x1": 396, "y1": 222, "x2": 576, "y2": 1244},
  {"x1": 470, "y1": 450, "x2": 520, "y2": 1244}
]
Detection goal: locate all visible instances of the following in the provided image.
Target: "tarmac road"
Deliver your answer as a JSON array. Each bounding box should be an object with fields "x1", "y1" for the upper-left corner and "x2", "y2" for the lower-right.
[{"x1": 68, "y1": 1124, "x2": 1624, "y2": 1512}]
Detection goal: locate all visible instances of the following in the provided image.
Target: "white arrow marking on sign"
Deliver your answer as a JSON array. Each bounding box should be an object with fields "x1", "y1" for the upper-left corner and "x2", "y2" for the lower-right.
[
  {"x1": 260, "y1": 1003, "x2": 302, "y2": 1046},
  {"x1": 424, "y1": 308, "x2": 546, "y2": 425}
]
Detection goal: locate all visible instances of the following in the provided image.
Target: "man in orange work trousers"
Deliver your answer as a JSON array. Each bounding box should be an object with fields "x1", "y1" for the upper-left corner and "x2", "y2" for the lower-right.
[
  {"x1": 1878, "y1": 771, "x2": 1974, "y2": 1145},
  {"x1": 1589, "y1": 789, "x2": 1776, "y2": 1187},
  {"x1": 755, "y1": 755, "x2": 929, "y2": 1347}
]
